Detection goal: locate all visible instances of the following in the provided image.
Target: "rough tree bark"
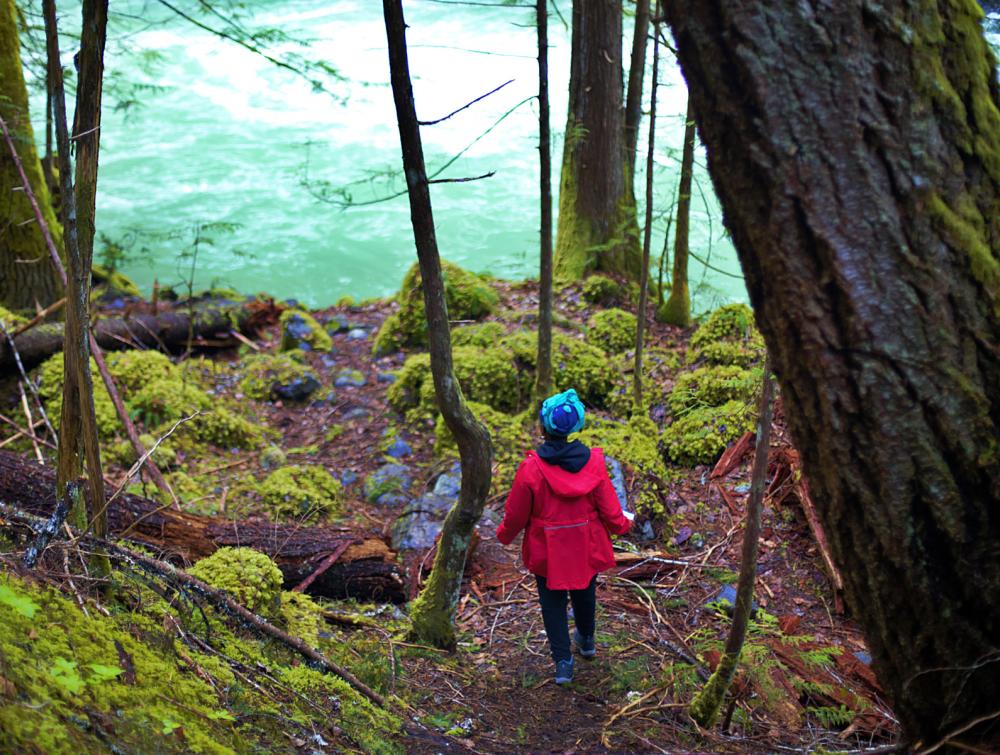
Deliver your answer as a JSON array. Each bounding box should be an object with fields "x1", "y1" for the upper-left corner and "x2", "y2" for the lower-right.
[
  {"x1": 658, "y1": 96, "x2": 694, "y2": 326},
  {"x1": 0, "y1": 0, "x2": 63, "y2": 311},
  {"x1": 554, "y1": 0, "x2": 641, "y2": 282},
  {"x1": 383, "y1": 0, "x2": 494, "y2": 649},
  {"x1": 632, "y1": 2, "x2": 659, "y2": 411},
  {"x1": 534, "y1": 0, "x2": 554, "y2": 402},
  {"x1": 665, "y1": 1, "x2": 1000, "y2": 747},
  {"x1": 624, "y1": 0, "x2": 650, "y2": 178}
]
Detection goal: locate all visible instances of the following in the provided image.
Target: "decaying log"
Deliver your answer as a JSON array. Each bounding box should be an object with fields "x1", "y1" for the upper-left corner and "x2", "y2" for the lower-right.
[
  {"x1": 0, "y1": 450, "x2": 405, "y2": 602},
  {"x1": 0, "y1": 298, "x2": 278, "y2": 371}
]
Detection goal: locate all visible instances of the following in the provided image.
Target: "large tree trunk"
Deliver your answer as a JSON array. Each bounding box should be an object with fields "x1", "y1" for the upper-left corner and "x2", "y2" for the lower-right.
[
  {"x1": 0, "y1": 450, "x2": 406, "y2": 602},
  {"x1": 0, "y1": 0, "x2": 63, "y2": 312},
  {"x1": 665, "y1": 1, "x2": 1000, "y2": 748},
  {"x1": 383, "y1": 0, "x2": 494, "y2": 649},
  {"x1": 554, "y1": 0, "x2": 641, "y2": 282},
  {"x1": 0, "y1": 300, "x2": 263, "y2": 371},
  {"x1": 534, "y1": 0, "x2": 554, "y2": 402}
]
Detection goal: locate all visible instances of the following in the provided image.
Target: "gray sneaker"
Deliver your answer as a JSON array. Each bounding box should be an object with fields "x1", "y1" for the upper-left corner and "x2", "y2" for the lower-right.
[
  {"x1": 554, "y1": 658, "x2": 574, "y2": 684},
  {"x1": 574, "y1": 629, "x2": 597, "y2": 658}
]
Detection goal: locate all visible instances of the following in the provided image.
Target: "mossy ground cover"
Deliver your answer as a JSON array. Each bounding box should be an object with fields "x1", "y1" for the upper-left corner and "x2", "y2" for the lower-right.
[{"x1": 0, "y1": 274, "x2": 891, "y2": 752}]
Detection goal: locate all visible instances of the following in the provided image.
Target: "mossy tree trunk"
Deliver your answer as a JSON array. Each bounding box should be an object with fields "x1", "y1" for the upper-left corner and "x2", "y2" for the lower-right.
[
  {"x1": 624, "y1": 0, "x2": 650, "y2": 179},
  {"x1": 44, "y1": 0, "x2": 106, "y2": 565},
  {"x1": 535, "y1": 0, "x2": 554, "y2": 402},
  {"x1": 689, "y1": 356, "x2": 773, "y2": 727},
  {"x1": 0, "y1": 0, "x2": 63, "y2": 312},
  {"x1": 383, "y1": 0, "x2": 494, "y2": 649},
  {"x1": 554, "y1": 0, "x2": 641, "y2": 283},
  {"x1": 632, "y1": 4, "x2": 659, "y2": 412},
  {"x1": 665, "y1": 0, "x2": 1000, "y2": 747},
  {"x1": 657, "y1": 96, "x2": 694, "y2": 326}
]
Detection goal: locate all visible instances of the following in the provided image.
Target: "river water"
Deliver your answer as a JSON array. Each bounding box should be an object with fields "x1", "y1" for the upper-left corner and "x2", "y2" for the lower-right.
[{"x1": 42, "y1": 2, "x2": 996, "y2": 310}]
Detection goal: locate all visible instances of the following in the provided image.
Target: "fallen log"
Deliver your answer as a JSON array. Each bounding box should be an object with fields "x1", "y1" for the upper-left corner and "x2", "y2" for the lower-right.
[
  {"x1": 0, "y1": 450, "x2": 406, "y2": 602},
  {"x1": 0, "y1": 298, "x2": 279, "y2": 371}
]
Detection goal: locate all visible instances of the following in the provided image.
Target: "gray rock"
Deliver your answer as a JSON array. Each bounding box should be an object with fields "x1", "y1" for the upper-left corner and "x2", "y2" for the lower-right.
[
  {"x1": 385, "y1": 438, "x2": 412, "y2": 459},
  {"x1": 374, "y1": 491, "x2": 409, "y2": 508},
  {"x1": 340, "y1": 407, "x2": 370, "y2": 422},
  {"x1": 405, "y1": 492, "x2": 454, "y2": 516},
  {"x1": 284, "y1": 313, "x2": 314, "y2": 349},
  {"x1": 391, "y1": 511, "x2": 442, "y2": 551},
  {"x1": 364, "y1": 463, "x2": 412, "y2": 502},
  {"x1": 346, "y1": 328, "x2": 369, "y2": 341},
  {"x1": 605, "y1": 456, "x2": 628, "y2": 512},
  {"x1": 706, "y1": 584, "x2": 758, "y2": 617},
  {"x1": 377, "y1": 372, "x2": 398, "y2": 384},
  {"x1": 340, "y1": 470, "x2": 359, "y2": 486},
  {"x1": 433, "y1": 462, "x2": 462, "y2": 499},
  {"x1": 334, "y1": 369, "x2": 366, "y2": 388},
  {"x1": 272, "y1": 374, "x2": 320, "y2": 402},
  {"x1": 637, "y1": 519, "x2": 655, "y2": 541}
]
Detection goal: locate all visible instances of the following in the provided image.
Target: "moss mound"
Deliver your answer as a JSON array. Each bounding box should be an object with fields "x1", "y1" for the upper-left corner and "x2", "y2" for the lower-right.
[
  {"x1": 238, "y1": 352, "x2": 318, "y2": 402},
  {"x1": 690, "y1": 303, "x2": 755, "y2": 349},
  {"x1": 188, "y1": 546, "x2": 284, "y2": 614},
  {"x1": 662, "y1": 399, "x2": 756, "y2": 466},
  {"x1": 372, "y1": 260, "x2": 499, "y2": 356},
  {"x1": 587, "y1": 308, "x2": 637, "y2": 354},
  {"x1": 37, "y1": 353, "x2": 121, "y2": 439},
  {"x1": 434, "y1": 402, "x2": 532, "y2": 489},
  {"x1": 279, "y1": 309, "x2": 333, "y2": 352},
  {"x1": 258, "y1": 465, "x2": 343, "y2": 523},
  {"x1": 91, "y1": 264, "x2": 142, "y2": 298},
  {"x1": 581, "y1": 274, "x2": 624, "y2": 305},
  {"x1": 450, "y1": 321, "x2": 506, "y2": 348},
  {"x1": 280, "y1": 591, "x2": 323, "y2": 648},
  {"x1": 669, "y1": 365, "x2": 762, "y2": 415}
]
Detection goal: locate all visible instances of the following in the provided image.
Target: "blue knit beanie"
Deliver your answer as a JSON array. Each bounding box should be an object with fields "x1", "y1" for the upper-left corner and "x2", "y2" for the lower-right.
[{"x1": 539, "y1": 389, "x2": 586, "y2": 436}]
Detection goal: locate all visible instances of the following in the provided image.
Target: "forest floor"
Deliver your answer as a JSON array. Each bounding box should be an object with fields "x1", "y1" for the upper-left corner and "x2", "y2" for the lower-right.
[{"x1": 0, "y1": 276, "x2": 901, "y2": 753}]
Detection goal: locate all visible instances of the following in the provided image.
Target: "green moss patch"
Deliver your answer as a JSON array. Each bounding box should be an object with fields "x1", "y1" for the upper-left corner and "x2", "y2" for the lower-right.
[
  {"x1": 258, "y1": 465, "x2": 343, "y2": 523},
  {"x1": 662, "y1": 399, "x2": 755, "y2": 466},
  {"x1": 188, "y1": 546, "x2": 284, "y2": 614},
  {"x1": 372, "y1": 260, "x2": 499, "y2": 356},
  {"x1": 669, "y1": 365, "x2": 762, "y2": 415},
  {"x1": 587, "y1": 308, "x2": 638, "y2": 354},
  {"x1": 581, "y1": 275, "x2": 624, "y2": 305},
  {"x1": 280, "y1": 309, "x2": 333, "y2": 352}
]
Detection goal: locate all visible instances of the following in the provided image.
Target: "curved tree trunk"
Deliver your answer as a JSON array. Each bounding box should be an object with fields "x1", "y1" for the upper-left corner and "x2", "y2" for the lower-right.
[
  {"x1": 0, "y1": 0, "x2": 63, "y2": 312},
  {"x1": 554, "y1": 0, "x2": 641, "y2": 282},
  {"x1": 383, "y1": 0, "x2": 494, "y2": 649},
  {"x1": 665, "y1": 1, "x2": 1000, "y2": 747}
]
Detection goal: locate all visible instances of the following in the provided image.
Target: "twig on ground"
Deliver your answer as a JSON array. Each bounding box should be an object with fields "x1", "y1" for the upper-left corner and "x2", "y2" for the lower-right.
[{"x1": 18, "y1": 382, "x2": 43, "y2": 463}]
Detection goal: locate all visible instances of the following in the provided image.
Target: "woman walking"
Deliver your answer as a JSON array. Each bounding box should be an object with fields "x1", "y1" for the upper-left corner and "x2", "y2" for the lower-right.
[{"x1": 497, "y1": 389, "x2": 633, "y2": 684}]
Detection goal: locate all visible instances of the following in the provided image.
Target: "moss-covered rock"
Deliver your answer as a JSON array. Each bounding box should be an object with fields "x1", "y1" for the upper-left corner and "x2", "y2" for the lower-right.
[
  {"x1": 669, "y1": 365, "x2": 761, "y2": 415},
  {"x1": 371, "y1": 260, "x2": 499, "y2": 356},
  {"x1": 258, "y1": 465, "x2": 343, "y2": 523},
  {"x1": 690, "y1": 303, "x2": 755, "y2": 349},
  {"x1": 188, "y1": 546, "x2": 284, "y2": 615},
  {"x1": 280, "y1": 309, "x2": 333, "y2": 352},
  {"x1": 661, "y1": 399, "x2": 756, "y2": 466},
  {"x1": 129, "y1": 378, "x2": 213, "y2": 427},
  {"x1": 0, "y1": 304, "x2": 27, "y2": 326},
  {"x1": 587, "y1": 308, "x2": 638, "y2": 354},
  {"x1": 434, "y1": 402, "x2": 532, "y2": 490},
  {"x1": 37, "y1": 353, "x2": 120, "y2": 439},
  {"x1": 91, "y1": 264, "x2": 142, "y2": 299},
  {"x1": 581, "y1": 274, "x2": 624, "y2": 306},
  {"x1": 238, "y1": 352, "x2": 318, "y2": 402},
  {"x1": 450, "y1": 321, "x2": 506, "y2": 348},
  {"x1": 105, "y1": 350, "x2": 180, "y2": 394},
  {"x1": 280, "y1": 591, "x2": 323, "y2": 648}
]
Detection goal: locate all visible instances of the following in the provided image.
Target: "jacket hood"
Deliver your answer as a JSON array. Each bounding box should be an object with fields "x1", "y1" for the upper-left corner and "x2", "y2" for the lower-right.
[
  {"x1": 537, "y1": 439, "x2": 591, "y2": 472},
  {"x1": 532, "y1": 446, "x2": 606, "y2": 498}
]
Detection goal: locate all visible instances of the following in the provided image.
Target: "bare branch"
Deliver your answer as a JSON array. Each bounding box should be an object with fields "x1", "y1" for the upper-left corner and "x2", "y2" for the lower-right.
[{"x1": 419, "y1": 79, "x2": 513, "y2": 126}]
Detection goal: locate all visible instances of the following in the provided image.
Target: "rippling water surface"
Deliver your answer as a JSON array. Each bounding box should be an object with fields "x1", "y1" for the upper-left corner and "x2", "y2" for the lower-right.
[{"x1": 41, "y1": 2, "x2": 761, "y2": 307}]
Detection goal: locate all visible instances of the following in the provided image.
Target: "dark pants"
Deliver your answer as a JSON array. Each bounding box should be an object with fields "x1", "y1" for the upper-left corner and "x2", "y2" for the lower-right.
[{"x1": 535, "y1": 574, "x2": 597, "y2": 663}]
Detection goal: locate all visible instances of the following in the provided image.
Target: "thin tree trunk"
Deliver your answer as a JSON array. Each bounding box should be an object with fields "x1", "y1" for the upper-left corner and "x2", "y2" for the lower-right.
[
  {"x1": 659, "y1": 96, "x2": 694, "y2": 326},
  {"x1": 665, "y1": 1, "x2": 1000, "y2": 746},
  {"x1": 43, "y1": 0, "x2": 106, "y2": 562},
  {"x1": 632, "y1": 3, "x2": 659, "y2": 411},
  {"x1": 624, "y1": 0, "x2": 650, "y2": 179},
  {"x1": 689, "y1": 355, "x2": 774, "y2": 727},
  {"x1": 534, "y1": 0, "x2": 554, "y2": 402},
  {"x1": 553, "y1": 0, "x2": 640, "y2": 282},
  {"x1": 383, "y1": 0, "x2": 494, "y2": 649}
]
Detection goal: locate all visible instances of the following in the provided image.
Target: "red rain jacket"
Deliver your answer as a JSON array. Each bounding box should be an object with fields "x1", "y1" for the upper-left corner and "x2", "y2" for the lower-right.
[{"x1": 496, "y1": 447, "x2": 632, "y2": 589}]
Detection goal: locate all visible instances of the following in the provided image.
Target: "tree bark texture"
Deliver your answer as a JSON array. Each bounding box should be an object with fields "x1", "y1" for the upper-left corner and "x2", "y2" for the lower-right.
[
  {"x1": 535, "y1": 0, "x2": 554, "y2": 402},
  {"x1": 624, "y1": 0, "x2": 650, "y2": 178},
  {"x1": 554, "y1": 0, "x2": 641, "y2": 282},
  {"x1": 632, "y1": 4, "x2": 659, "y2": 412},
  {"x1": 383, "y1": 0, "x2": 494, "y2": 649},
  {"x1": 0, "y1": 0, "x2": 63, "y2": 311},
  {"x1": 0, "y1": 301, "x2": 262, "y2": 371},
  {"x1": 665, "y1": 1, "x2": 1000, "y2": 747},
  {"x1": 0, "y1": 450, "x2": 406, "y2": 602},
  {"x1": 658, "y1": 97, "x2": 694, "y2": 326}
]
